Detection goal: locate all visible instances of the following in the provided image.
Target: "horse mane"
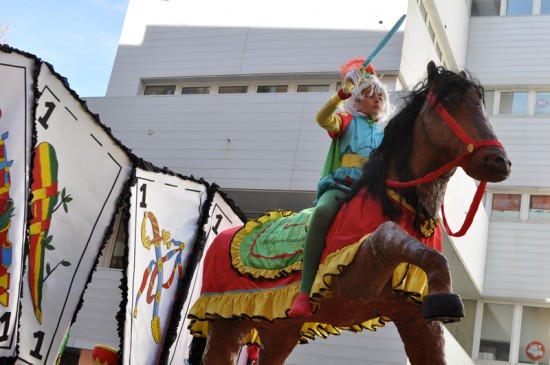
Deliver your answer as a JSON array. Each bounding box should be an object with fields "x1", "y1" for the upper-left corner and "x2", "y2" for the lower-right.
[{"x1": 348, "y1": 65, "x2": 484, "y2": 227}]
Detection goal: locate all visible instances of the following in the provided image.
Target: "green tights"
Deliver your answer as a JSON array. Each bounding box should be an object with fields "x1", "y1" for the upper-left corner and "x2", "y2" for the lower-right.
[{"x1": 299, "y1": 189, "x2": 347, "y2": 295}]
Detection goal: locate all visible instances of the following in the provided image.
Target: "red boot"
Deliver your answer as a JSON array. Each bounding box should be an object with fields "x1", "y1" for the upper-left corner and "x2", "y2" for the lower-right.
[{"x1": 289, "y1": 293, "x2": 313, "y2": 318}]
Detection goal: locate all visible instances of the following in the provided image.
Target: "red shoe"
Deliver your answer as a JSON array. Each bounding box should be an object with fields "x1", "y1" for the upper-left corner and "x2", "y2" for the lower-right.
[{"x1": 288, "y1": 293, "x2": 313, "y2": 318}]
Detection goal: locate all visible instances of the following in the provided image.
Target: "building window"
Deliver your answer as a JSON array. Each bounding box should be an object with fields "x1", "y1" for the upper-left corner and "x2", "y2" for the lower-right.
[
  {"x1": 419, "y1": 0, "x2": 428, "y2": 21},
  {"x1": 257, "y1": 85, "x2": 288, "y2": 93},
  {"x1": 528, "y1": 195, "x2": 550, "y2": 221},
  {"x1": 479, "y1": 303, "x2": 513, "y2": 361},
  {"x1": 109, "y1": 216, "x2": 126, "y2": 269},
  {"x1": 519, "y1": 306, "x2": 550, "y2": 364},
  {"x1": 445, "y1": 299, "x2": 476, "y2": 354},
  {"x1": 484, "y1": 90, "x2": 495, "y2": 115},
  {"x1": 507, "y1": 0, "x2": 533, "y2": 15},
  {"x1": 535, "y1": 92, "x2": 550, "y2": 114},
  {"x1": 542, "y1": 0, "x2": 550, "y2": 13},
  {"x1": 472, "y1": 0, "x2": 501, "y2": 15},
  {"x1": 218, "y1": 85, "x2": 248, "y2": 94},
  {"x1": 491, "y1": 193, "x2": 521, "y2": 219},
  {"x1": 499, "y1": 91, "x2": 528, "y2": 115},
  {"x1": 297, "y1": 84, "x2": 330, "y2": 92},
  {"x1": 144, "y1": 85, "x2": 176, "y2": 95},
  {"x1": 181, "y1": 86, "x2": 210, "y2": 94}
]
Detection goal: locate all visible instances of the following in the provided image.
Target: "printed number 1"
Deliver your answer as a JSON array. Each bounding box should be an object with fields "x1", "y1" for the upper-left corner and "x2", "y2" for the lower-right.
[
  {"x1": 0, "y1": 312, "x2": 10, "y2": 342},
  {"x1": 38, "y1": 101, "x2": 56, "y2": 129},
  {"x1": 212, "y1": 214, "x2": 223, "y2": 235},
  {"x1": 140, "y1": 183, "x2": 147, "y2": 208},
  {"x1": 30, "y1": 331, "x2": 45, "y2": 360}
]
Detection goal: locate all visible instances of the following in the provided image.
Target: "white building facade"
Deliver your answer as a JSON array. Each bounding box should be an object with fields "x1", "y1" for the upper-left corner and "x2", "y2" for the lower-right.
[{"x1": 65, "y1": 0, "x2": 550, "y2": 364}]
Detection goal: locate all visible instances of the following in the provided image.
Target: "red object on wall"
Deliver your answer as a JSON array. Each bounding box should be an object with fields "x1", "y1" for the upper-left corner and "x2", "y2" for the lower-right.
[{"x1": 526, "y1": 341, "x2": 545, "y2": 361}]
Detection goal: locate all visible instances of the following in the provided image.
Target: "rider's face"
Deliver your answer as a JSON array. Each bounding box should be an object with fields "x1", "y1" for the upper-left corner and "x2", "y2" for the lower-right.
[{"x1": 358, "y1": 87, "x2": 383, "y2": 118}]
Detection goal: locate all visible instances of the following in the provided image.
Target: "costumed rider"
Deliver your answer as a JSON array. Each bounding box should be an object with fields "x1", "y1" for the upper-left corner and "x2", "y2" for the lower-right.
[{"x1": 289, "y1": 59, "x2": 393, "y2": 317}]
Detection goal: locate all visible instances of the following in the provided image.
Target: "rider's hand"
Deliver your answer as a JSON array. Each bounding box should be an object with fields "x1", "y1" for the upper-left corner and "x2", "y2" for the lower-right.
[{"x1": 342, "y1": 67, "x2": 364, "y2": 93}]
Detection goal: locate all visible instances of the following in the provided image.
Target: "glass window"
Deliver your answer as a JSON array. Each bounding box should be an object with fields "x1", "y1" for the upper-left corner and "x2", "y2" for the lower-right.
[
  {"x1": 257, "y1": 85, "x2": 288, "y2": 93},
  {"x1": 181, "y1": 86, "x2": 210, "y2": 94},
  {"x1": 109, "y1": 217, "x2": 127, "y2": 269},
  {"x1": 479, "y1": 303, "x2": 514, "y2": 361},
  {"x1": 499, "y1": 91, "x2": 528, "y2": 115},
  {"x1": 535, "y1": 92, "x2": 550, "y2": 115},
  {"x1": 484, "y1": 90, "x2": 495, "y2": 115},
  {"x1": 144, "y1": 85, "x2": 176, "y2": 95},
  {"x1": 542, "y1": 0, "x2": 550, "y2": 14},
  {"x1": 507, "y1": 0, "x2": 533, "y2": 15},
  {"x1": 472, "y1": 0, "x2": 501, "y2": 15},
  {"x1": 519, "y1": 306, "x2": 550, "y2": 364},
  {"x1": 491, "y1": 193, "x2": 521, "y2": 219},
  {"x1": 297, "y1": 84, "x2": 329, "y2": 92},
  {"x1": 528, "y1": 195, "x2": 550, "y2": 221},
  {"x1": 428, "y1": 22, "x2": 435, "y2": 40},
  {"x1": 218, "y1": 86, "x2": 248, "y2": 94},
  {"x1": 419, "y1": 0, "x2": 428, "y2": 21},
  {"x1": 445, "y1": 299, "x2": 476, "y2": 354}
]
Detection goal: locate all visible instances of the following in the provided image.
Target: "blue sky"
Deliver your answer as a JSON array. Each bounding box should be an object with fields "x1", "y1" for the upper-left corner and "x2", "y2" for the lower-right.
[{"x1": 2, "y1": 0, "x2": 129, "y2": 97}]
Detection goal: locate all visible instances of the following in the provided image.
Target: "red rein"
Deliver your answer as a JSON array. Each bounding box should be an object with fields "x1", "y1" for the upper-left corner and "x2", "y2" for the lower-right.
[{"x1": 386, "y1": 91, "x2": 503, "y2": 237}]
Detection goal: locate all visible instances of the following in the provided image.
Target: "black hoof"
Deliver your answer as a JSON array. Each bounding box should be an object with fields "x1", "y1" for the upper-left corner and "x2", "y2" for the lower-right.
[{"x1": 422, "y1": 293, "x2": 464, "y2": 323}]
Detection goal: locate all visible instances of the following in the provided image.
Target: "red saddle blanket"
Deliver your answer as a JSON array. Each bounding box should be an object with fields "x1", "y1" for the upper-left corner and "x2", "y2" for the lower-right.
[{"x1": 188, "y1": 189, "x2": 442, "y2": 343}]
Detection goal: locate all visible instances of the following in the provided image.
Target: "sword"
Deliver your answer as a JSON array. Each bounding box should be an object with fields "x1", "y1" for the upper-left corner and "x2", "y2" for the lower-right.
[
  {"x1": 363, "y1": 14, "x2": 406, "y2": 67},
  {"x1": 343, "y1": 14, "x2": 406, "y2": 90}
]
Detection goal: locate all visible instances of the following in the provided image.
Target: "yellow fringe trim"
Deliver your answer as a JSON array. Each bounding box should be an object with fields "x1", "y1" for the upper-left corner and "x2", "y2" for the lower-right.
[{"x1": 231, "y1": 210, "x2": 303, "y2": 280}]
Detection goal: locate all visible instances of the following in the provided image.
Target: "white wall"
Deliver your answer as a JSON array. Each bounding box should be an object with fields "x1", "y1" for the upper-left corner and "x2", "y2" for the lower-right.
[
  {"x1": 484, "y1": 220, "x2": 550, "y2": 301},
  {"x1": 107, "y1": 0, "x2": 409, "y2": 97},
  {"x1": 399, "y1": 0, "x2": 440, "y2": 87},
  {"x1": 444, "y1": 169, "x2": 489, "y2": 294},
  {"x1": 86, "y1": 92, "x2": 330, "y2": 191},
  {"x1": 487, "y1": 117, "x2": 550, "y2": 188},
  {"x1": 286, "y1": 323, "x2": 408, "y2": 365},
  {"x1": 431, "y1": 0, "x2": 471, "y2": 68},
  {"x1": 68, "y1": 269, "x2": 122, "y2": 350},
  {"x1": 467, "y1": 16, "x2": 550, "y2": 87},
  {"x1": 444, "y1": 328, "x2": 476, "y2": 365}
]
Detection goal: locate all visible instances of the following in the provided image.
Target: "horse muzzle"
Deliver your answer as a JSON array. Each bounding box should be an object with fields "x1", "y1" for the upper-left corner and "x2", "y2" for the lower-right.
[{"x1": 464, "y1": 145, "x2": 511, "y2": 182}]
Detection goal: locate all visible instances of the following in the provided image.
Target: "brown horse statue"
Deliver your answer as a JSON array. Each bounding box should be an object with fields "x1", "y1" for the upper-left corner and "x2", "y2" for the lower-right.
[{"x1": 187, "y1": 61, "x2": 511, "y2": 365}]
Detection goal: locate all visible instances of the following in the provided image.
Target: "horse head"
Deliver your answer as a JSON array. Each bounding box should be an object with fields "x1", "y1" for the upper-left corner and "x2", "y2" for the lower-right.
[{"x1": 419, "y1": 61, "x2": 511, "y2": 183}]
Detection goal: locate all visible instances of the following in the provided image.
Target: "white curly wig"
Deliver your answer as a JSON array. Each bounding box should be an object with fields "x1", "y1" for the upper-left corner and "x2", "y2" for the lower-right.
[{"x1": 343, "y1": 75, "x2": 394, "y2": 120}]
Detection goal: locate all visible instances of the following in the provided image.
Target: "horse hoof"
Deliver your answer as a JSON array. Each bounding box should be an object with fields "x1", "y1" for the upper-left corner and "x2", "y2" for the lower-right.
[{"x1": 422, "y1": 293, "x2": 464, "y2": 323}]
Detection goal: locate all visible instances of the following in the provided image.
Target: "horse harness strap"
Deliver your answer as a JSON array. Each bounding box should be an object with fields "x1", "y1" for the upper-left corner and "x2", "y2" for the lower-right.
[
  {"x1": 341, "y1": 154, "x2": 368, "y2": 169},
  {"x1": 385, "y1": 91, "x2": 503, "y2": 237}
]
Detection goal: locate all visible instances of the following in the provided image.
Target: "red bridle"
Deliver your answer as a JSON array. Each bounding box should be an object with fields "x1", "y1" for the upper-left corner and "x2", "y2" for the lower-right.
[{"x1": 385, "y1": 91, "x2": 503, "y2": 237}]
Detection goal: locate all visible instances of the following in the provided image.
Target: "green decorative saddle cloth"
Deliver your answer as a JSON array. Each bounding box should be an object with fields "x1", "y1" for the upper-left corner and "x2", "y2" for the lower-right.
[{"x1": 230, "y1": 208, "x2": 314, "y2": 280}]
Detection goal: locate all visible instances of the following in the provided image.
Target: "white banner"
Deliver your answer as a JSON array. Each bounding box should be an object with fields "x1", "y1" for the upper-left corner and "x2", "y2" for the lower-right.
[
  {"x1": 0, "y1": 46, "x2": 36, "y2": 360},
  {"x1": 123, "y1": 168, "x2": 208, "y2": 365},
  {"x1": 17, "y1": 62, "x2": 133, "y2": 365},
  {"x1": 163, "y1": 190, "x2": 244, "y2": 365}
]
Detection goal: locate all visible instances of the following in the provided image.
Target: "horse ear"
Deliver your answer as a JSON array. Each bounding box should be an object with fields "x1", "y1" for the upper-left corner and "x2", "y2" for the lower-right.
[{"x1": 427, "y1": 61, "x2": 439, "y2": 88}]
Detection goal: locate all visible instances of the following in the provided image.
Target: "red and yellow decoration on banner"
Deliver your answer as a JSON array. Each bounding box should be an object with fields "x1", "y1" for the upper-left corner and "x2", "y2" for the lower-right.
[
  {"x1": 29, "y1": 142, "x2": 73, "y2": 323},
  {"x1": 0, "y1": 131, "x2": 14, "y2": 307},
  {"x1": 134, "y1": 211, "x2": 186, "y2": 343},
  {"x1": 29, "y1": 142, "x2": 59, "y2": 323}
]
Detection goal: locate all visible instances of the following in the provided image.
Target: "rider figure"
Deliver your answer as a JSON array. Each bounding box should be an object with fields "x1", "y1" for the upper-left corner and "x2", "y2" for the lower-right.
[{"x1": 289, "y1": 60, "x2": 393, "y2": 317}]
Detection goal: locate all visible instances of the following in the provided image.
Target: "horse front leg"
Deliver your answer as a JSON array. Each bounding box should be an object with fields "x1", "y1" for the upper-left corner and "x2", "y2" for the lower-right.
[
  {"x1": 203, "y1": 319, "x2": 251, "y2": 365},
  {"x1": 368, "y1": 221, "x2": 464, "y2": 322},
  {"x1": 391, "y1": 298, "x2": 447, "y2": 365},
  {"x1": 256, "y1": 322, "x2": 303, "y2": 365}
]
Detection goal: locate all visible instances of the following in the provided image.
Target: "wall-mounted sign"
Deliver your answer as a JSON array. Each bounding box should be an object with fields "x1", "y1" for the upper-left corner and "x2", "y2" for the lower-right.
[{"x1": 526, "y1": 341, "x2": 545, "y2": 361}]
